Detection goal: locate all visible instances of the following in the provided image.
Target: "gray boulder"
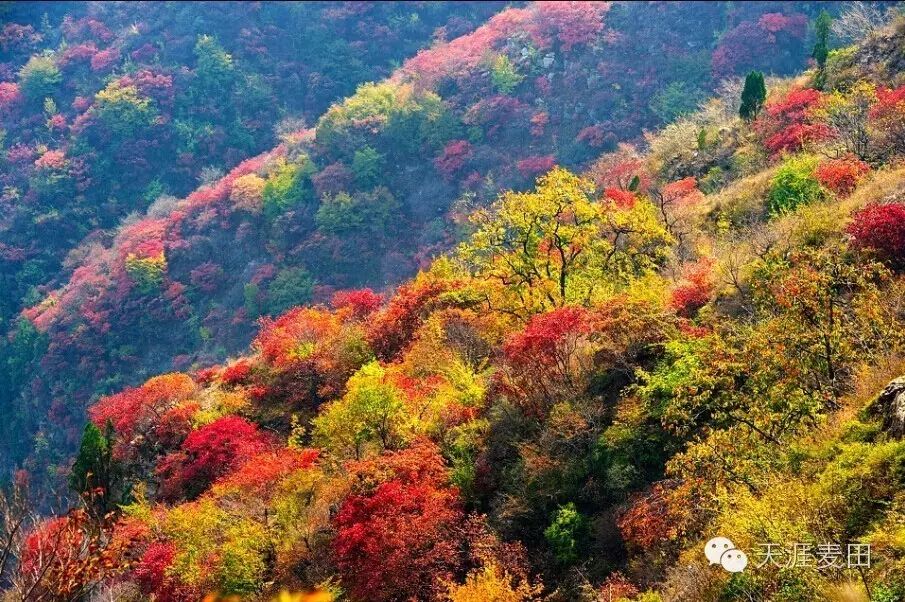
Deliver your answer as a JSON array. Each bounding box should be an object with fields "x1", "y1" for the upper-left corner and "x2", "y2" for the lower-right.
[{"x1": 875, "y1": 376, "x2": 905, "y2": 438}]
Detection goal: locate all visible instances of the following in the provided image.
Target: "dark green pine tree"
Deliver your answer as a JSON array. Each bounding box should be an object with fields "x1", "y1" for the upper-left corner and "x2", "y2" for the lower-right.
[
  {"x1": 812, "y1": 10, "x2": 832, "y2": 68},
  {"x1": 70, "y1": 420, "x2": 120, "y2": 519},
  {"x1": 812, "y1": 10, "x2": 832, "y2": 89},
  {"x1": 739, "y1": 71, "x2": 767, "y2": 122}
]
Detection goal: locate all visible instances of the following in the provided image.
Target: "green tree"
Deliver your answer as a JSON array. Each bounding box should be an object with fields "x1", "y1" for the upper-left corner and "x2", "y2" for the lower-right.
[
  {"x1": 194, "y1": 34, "x2": 235, "y2": 91},
  {"x1": 267, "y1": 267, "x2": 314, "y2": 316},
  {"x1": 812, "y1": 10, "x2": 832, "y2": 68},
  {"x1": 70, "y1": 421, "x2": 120, "y2": 519},
  {"x1": 262, "y1": 158, "x2": 315, "y2": 218},
  {"x1": 351, "y1": 146, "x2": 384, "y2": 188},
  {"x1": 315, "y1": 186, "x2": 400, "y2": 239},
  {"x1": 812, "y1": 10, "x2": 832, "y2": 89},
  {"x1": 18, "y1": 54, "x2": 61, "y2": 102},
  {"x1": 124, "y1": 252, "x2": 167, "y2": 294},
  {"x1": 243, "y1": 283, "x2": 261, "y2": 319},
  {"x1": 312, "y1": 361, "x2": 409, "y2": 459},
  {"x1": 92, "y1": 83, "x2": 157, "y2": 136},
  {"x1": 739, "y1": 71, "x2": 767, "y2": 122},
  {"x1": 544, "y1": 502, "x2": 587, "y2": 565},
  {"x1": 650, "y1": 81, "x2": 703, "y2": 123},
  {"x1": 490, "y1": 54, "x2": 524, "y2": 95}
]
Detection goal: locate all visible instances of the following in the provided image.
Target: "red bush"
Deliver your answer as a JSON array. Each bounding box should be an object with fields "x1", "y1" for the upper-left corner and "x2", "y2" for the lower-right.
[
  {"x1": 0, "y1": 81, "x2": 22, "y2": 112},
  {"x1": 847, "y1": 203, "x2": 905, "y2": 269},
  {"x1": 757, "y1": 88, "x2": 829, "y2": 155},
  {"x1": 90, "y1": 47, "x2": 119, "y2": 72},
  {"x1": 532, "y1": 1, "x2": 608, "y2": 52},
  {"x1": 434, "y1": 140, "x2": 473, "y2": 180},
  {"x1": 133, "y1": 541, "x2": 196, "y2": 602},
  {"x1": 334, "y1": 441, "x2": 464, "y2": 602},
  {"x1": 220, "y1": 358, "x2": 253, "y2": 386},
  {"x1": 587, "y1": 147, "x2": 651, "y2": 194},
  {"x1": 661, "y1": 177, "x2": 704, "y2": 206},
  {"x1": 254, "y1": 307, "x2": 340, "y2": 368},
  {"x1": 311, "y1": 161, "x2": 352, "y2": 198},
  {"x1": 617, "y1": 481, "x2": 693, "y2": 552},
  {"x1": 156, "y1": 416, "x2": 271, "y2": 500},
  {"x1": 599, "y1": 573, "x2": 640, "y2": 601},
  {"x1": 366, "y1": 279, "x2": 450, "y2": 361},
  {"x1": 530, "y1": 111, "x2": 549, "y2": 137},
  {"x1": 669, "y1": 258, "x2": 714, "y2": 317},
  {"x1": 18, "y1": 510, "x2": 127, "y2": 600},
  {"x1": 89, "y1": 373, "x2": 196, "y2": 448},
  {"x1": 331, "y1": 288, "x2": 384, "y2": 318},
  {"x1": 34, "y1": 149, "x2": 67, "y2": 171},
  {"x1": 500, "y1": 306, "x2": 597, "y2": 417},
  {"x1": 604, "y1": 187, "x2": 636, "y2": 209},
  {"x1": 815, "y1": 156, "x2": 870, "y2": 197},
  {"x1": 516, "y1": 155, "x2": 556, "y2": 178},
  {"x1": 503, "y1": 306, "x2": 592, "y2": 367},
  {"x1": 188, "y1": 261, "x2": 224, "y2": 292},
  {"x1": 870, "y1": 85, "x2": 905, "y2": 157},
  {"x1": 214, "y1": 447, "x2": 319, "y2": 499},
  {"x1": 153, "y1": 401, "x2": 199, "y2": 449},
  {"x1": 711, "y1": 13, "x2": 807, "y2": 78}
]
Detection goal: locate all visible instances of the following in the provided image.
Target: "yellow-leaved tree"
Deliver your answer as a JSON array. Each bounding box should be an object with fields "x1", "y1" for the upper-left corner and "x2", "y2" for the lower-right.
[{"x1": 458, "y1": 167, "x2": 671, "y2": 317}]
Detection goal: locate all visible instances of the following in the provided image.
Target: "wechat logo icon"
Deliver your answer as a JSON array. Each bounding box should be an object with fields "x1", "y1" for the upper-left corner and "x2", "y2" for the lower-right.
[{"x1": 705, "y1": 537, "x2": 748, "y2": 573}]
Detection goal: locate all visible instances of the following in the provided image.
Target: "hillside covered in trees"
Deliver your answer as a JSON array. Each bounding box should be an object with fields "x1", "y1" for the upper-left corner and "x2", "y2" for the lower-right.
[
  {"x1": 3, "y1": 2, "x2": 905, "y2": 601},
  {"x1": 0, "y1": 0, "x2": 848, "y2": 498}
]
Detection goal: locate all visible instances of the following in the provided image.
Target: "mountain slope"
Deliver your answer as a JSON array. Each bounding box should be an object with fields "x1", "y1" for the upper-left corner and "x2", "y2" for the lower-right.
[
  {"x1": 6, "y1": 5, "x2": 905, "y2": 601},
  {"x1": 1, "y1": 1, "x2": 839, "y2": 494},
  {"x1": 0, "y1": 1, "x2": 506, "y2": 325}
]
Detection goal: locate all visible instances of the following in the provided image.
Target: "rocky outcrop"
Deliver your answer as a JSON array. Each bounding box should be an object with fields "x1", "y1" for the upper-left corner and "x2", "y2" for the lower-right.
[{"x1": 874, "y1": 376, "x2": 905, "y2": 438}]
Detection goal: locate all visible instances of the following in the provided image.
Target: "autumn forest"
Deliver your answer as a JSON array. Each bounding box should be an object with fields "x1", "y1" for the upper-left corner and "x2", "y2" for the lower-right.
[{"x1": 2, "y1": 1, "x2": 905, "y2": 601}]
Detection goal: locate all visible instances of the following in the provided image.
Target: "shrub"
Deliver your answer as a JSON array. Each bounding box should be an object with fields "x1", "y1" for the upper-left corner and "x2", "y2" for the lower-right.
[
  {"x1": 92, "y1": 83, "x2": 156, "y2": 136},
  {"x1": 446, "y1": 562, "x2": 540, "y2": 602},
  {"x1": 814, "y1": 81, "x2": 876, "y2": 160},
  {"x1": 650, "y1": 81, "x2": 702, "y2": 123},
  {"x1": 315, "y1": 187, "x2": 400, "y2": 239},
  {"x1": 333, "y1": 441, "x2": 464, "y2": 601},
  {"x1": 331, "y1": 288, "x2": 383, "y2": 318},
  {"x1": 434, "y1": 140, "x2": 472, "y2": 180},
  {"x1": 229, "y1": 173, "x2": 266, "y2": 212},
  {"x1": 847, "y1": 203, "x2": 905, "y2": 269},
  {"x1": 133, "y1": 541, "x2": 196, "y2": 601},
  {"x1": 756, "y1": 88, "x2": 830, "y2": 156},
  {"x1": 0, "y1": 81, "x2": 22, "y2": 112},
  {"x1": 312, "y1": 361, "x2": 408, "y2": 458},
  {"x1": 163, "y1": 499, "x2": 269, "y2": 595},
  {"x1": 669, "y1": 258, "x2": 714, "y2": 317},
  {"x1": 767, "y1": 155, "x2": 824, "y2": 215},
  {"x1": 814, "y1": 156, "x2": 869, "y2": 197},
  {"x1": 870, "y1": 85, "x2": 905, "y2": 159},
  {"x1": 125, "y1": 252, "x2": 167, "y2": 294},
  {"x1": 516, "y1": 155, "x2": 556, "y2": 179},
  {"x1": 189, "y1": 262, "x2": 223, "y2": 293}
]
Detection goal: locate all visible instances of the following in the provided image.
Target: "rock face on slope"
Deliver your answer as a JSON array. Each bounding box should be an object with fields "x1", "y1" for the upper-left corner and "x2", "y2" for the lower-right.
[{"x1": 874, "y1": 376, "x2": 905, "y2": 438}]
